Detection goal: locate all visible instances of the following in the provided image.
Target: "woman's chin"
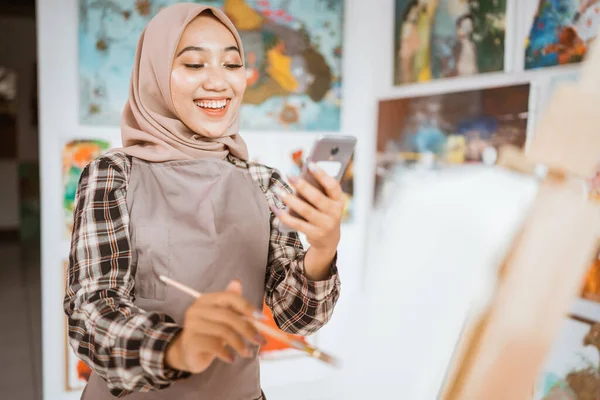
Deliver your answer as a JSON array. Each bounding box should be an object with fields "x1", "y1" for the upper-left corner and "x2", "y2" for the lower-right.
[{"x1": 189, "y1": 122, "x2": 231, "y2": 139}]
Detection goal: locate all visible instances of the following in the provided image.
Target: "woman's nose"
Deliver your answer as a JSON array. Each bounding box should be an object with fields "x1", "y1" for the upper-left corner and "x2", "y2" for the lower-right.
[{"x1": 202, "y1": 66, "x2": 228, "y2": 92}]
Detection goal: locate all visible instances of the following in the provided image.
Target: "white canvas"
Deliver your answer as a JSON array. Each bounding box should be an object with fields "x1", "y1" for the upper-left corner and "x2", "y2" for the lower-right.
[{"x1": 339, "y1": 165, "x2": 539, "y2": 399}]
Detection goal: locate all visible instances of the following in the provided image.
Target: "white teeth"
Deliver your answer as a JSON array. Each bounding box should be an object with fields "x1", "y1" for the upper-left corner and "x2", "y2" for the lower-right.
[{"x1": 195, "y1": 99, "x2": 227, "y2": 109}]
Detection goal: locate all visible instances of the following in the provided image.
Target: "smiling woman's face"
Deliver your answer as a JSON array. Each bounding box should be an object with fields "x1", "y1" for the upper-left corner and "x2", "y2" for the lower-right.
[{"x1": 170, "y1": 12, "x2": 246, "y2": 138}]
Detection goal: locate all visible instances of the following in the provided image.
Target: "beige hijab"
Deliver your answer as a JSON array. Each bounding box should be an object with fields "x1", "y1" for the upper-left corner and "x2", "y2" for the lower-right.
[{"x1": 119, "y1": 3, "x2": 248, "y2": 162}]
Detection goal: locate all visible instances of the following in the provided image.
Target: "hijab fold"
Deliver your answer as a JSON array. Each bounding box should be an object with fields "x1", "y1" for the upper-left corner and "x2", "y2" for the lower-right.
[{"x1": 118, "y1": 3, "x2": 248, "y2": 162}]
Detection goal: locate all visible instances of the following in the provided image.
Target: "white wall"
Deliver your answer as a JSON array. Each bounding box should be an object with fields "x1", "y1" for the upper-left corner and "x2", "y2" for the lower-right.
[{"x1": 0, "y1": 15, "x2": 37, "y2": 230}]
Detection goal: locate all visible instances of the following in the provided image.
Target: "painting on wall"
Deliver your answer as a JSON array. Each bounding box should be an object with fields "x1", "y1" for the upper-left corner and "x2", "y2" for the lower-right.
[
  {"x1": 62, "y1": 139, "x2": 111, "y2": 239},
  {"x1": 67, "y1": 354, "x2": 91, "y2": 392},
  {"x1": 394, "y1": 0, "x2": 506, "y2": 85},
  {"x1": 64, "y1": 260, "x2": 92, "y2": 392},
  {"x1": 374, "y1": 84, "x2": 530, "y2": 203},
  {"x1": 534, "y1": 316, "x2": 600, "y2": 399},
  {"x1": 79, "y1": 0, "x2": 343, "y2": 131},
  {"x1": 525, "y1": 0, "x2": 600, "y2": 70}
]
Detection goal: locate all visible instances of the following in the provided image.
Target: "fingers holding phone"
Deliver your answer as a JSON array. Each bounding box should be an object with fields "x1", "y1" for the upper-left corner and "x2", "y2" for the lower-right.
[
  {"x1": 269, "y1": 135, "x2": 356, "y2": 243},
  {"x1": 305, "y1": 162, "x2": 345, "y2": 202},
  {"x1": 290, "y1": 165, "x2": 343, "y2": 214},
  {"x1": 271, "y1": 169, "x2": 344, "y2": 250}
]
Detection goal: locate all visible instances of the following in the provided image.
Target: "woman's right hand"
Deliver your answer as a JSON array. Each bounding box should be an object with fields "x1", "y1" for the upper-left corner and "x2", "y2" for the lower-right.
[{"x1": 165, "y1": 280, "x2": 266, "y2": 374}]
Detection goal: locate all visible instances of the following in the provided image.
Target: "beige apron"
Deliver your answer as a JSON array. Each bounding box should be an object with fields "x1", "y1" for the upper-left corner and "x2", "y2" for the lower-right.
[{"x1": 83, "y1": 157, "x2": 271, "y2": 399}]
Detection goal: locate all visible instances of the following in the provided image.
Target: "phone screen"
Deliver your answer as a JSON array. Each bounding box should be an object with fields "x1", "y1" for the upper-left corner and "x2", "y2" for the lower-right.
[{"x1": 314, "y1": 160, "x2": 344, "y2": 178}]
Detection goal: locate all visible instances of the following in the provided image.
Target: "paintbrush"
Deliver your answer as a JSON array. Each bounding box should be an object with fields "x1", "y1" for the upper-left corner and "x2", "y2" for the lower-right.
[{"x1": 159, "y1": 275, "x2": 340, "y2": 367}]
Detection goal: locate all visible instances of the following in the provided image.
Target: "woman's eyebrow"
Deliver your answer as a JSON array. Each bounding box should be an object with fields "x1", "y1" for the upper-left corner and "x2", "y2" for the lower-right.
[{"x1": 176, "y1": 45, "x2": 240, "y2": 57}]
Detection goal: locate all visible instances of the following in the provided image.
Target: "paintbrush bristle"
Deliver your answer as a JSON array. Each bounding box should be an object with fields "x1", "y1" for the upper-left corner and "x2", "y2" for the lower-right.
[
  {"x1": 305, "y1": 346, "x2": 341, "y2": 367},
  {"x1": 313, "y1": 350, "x2": 341, "y2": 367}
]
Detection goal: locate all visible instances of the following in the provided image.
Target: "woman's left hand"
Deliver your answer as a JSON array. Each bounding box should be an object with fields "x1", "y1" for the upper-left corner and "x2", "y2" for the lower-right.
[{"x1": 271, "y1": 162, "x2": 345, "y2": 253}]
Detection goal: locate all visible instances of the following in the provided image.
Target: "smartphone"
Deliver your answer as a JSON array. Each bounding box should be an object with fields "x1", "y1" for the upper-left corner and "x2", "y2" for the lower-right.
[{"x1": 289, "y1": 135, "x2": 357, "y2": 220}]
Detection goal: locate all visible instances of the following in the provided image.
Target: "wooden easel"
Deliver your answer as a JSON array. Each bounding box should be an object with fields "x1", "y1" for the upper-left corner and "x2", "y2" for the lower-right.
[{"x1": 440, "y1": 32, "x2": 600, "y2": 400}]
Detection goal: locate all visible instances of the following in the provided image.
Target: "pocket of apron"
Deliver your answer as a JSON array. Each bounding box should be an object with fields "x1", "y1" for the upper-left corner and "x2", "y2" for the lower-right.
[{"x1": 134, "y1": 226, "x2": 169, "y2": 300}]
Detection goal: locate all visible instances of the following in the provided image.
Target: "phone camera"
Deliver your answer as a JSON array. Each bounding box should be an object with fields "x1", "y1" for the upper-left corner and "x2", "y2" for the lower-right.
[{"x1": 330, "y1": 146, "x2": 339, "y2": 156}]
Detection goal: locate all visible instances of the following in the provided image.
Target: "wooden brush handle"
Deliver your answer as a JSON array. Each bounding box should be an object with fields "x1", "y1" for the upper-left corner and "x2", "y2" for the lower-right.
[{"x1": 496, "y1": 145, "x2": 566, "y2": 181}]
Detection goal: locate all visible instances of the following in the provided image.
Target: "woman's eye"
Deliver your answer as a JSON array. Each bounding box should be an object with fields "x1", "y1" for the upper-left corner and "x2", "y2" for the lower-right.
[
  {"x1": 224, "y1": 63, "x2": 243, "y2": 69},
  {"x1": 184, "y1": 64, "x2": 205, "y2": 69}
]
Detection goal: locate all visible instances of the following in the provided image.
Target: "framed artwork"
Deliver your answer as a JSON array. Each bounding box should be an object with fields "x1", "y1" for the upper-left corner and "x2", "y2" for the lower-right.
[
  {"x1": 374, "y1": 84, "x2": 530, "y2": 202},
  {"x1": 525, "y1": 0, "x2": 600, "y2": 70},
  {"x1": 534, "y1": 316, "x2": 600, "y2": 399},
  {"x1": 393, "y1": 0, "x2": 506, "y2": 85},
  {"x1": 79, "y1": 0, "x2": 343, "y2": 131},
  {"x1": 63, "y1": 260, "x2": 92, "y2": 392},
  {"x1": 62, "y1": 139, "x2": 111, "y2": 239}
]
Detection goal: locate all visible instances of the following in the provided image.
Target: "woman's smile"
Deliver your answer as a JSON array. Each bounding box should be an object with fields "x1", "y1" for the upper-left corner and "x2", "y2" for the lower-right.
[{"x1": 193, "y1": 97, "x2": 231, "y2": 118}]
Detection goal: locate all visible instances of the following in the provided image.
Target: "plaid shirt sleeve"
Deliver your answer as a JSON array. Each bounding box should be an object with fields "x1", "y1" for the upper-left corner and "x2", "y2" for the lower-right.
[
  {"x1": 63, "y1": 152, "x2": 189, "y2": 398},
  {"x1": 248, "y1": 162, "x2": 341, "y2": 336}
]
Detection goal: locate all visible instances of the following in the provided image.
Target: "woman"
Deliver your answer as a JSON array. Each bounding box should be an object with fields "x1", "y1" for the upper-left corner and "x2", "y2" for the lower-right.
[
  {"x1": 397, "y1": 1, "x2": 421, "y2": 84},
  {"x1": 64, "y1": 4, "x2": 343, "y2": 399},
  {"x1": 452, "y1": 14, "x2": 478, "y2": 77}
]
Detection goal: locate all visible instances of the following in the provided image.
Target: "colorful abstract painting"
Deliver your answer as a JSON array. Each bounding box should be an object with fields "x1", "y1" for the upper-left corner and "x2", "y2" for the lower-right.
[
  {"x1": 62, "y1": 140, "x2": 111, "y2": 238},
  {"x1": 79, "y1": 0, "x2": 343, "y2": 131},
  {"x1": 394, "y1": 0, "x2": 506, "y2": 85},
  {"x1": 534, "y1": 317, "x2": 600, "y2": 400},
  {"x1": 525, "y1": 0, "x2": 600, "y2": 70}
]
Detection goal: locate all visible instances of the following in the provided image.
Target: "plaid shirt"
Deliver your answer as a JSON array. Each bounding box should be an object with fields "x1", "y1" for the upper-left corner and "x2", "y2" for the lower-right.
[{"x1": 64, "y1": 151, "x2": 340, "y2": 397}]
